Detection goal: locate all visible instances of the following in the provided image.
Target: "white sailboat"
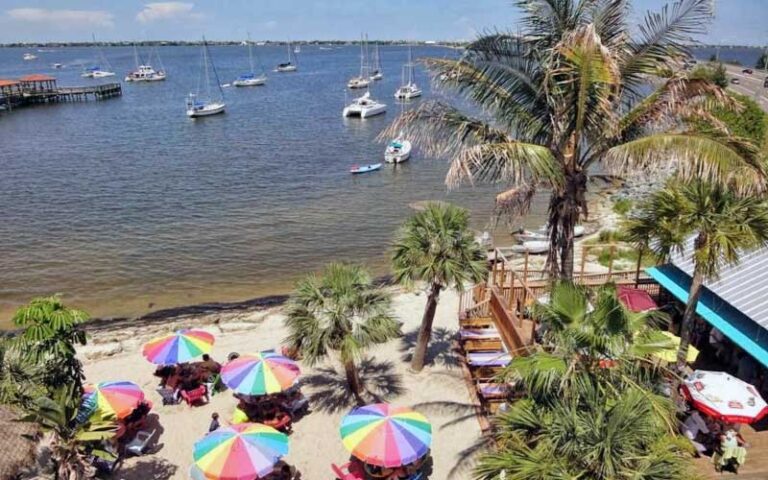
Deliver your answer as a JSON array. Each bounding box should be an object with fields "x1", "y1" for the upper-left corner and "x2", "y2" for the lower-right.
[
  {"x1": 343, "y1": 90, "x2": 387, "y2": 118},
  {"x1": 82, "y1": 34, "x2": 115, "y2": 78},
  {"x1": 233, "y1": 35, "x2": 267, "y2": 87},
  {"x1": 186, "y1": 38, "x2": 226, "y2": 118},
  {"x1": 294, "y1": 44, "x2": 301, "y2": 54},
  {"x1": 370, "y1": 42, "x2": 383, "y2": 81},
  {"x1": 276, "y1": 43, "x2": 298, "y2": 72},
  {"x1": 395, "y1": 46, "x2": 422, "y2": 100},
  {"x1": 348, "y1": 34, "x2": 371, "y2": 89},
  {"x1": 125, "y1": 45, "x2": 166, "y2": 82},
  {"x1": 385, "y1": 95, "x2": 412, "y2": 163}
]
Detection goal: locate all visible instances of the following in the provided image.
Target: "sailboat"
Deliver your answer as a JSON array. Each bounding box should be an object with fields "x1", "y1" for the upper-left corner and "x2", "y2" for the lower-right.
[
  {"x1": 394, "y1": 45, "x2": 422, "y2": 99},
  {"x1": 82, "y1": 34, "x2": 115, "y2": 78},
  {"x1": 125, "y1": 44, "x2": 166, "y2": 82},
  {"x1": 186, "y1": 38, "x2": 226, "y2": 118},
  {"x1": 294, "y1": 44, "x2": 301, "y2": 54},
  {"x1": 276, "y1": 43, "x2": 298, "y2": 72},
  {"x1": 23, "y1": 53, "x2": 37, "y2": 61},
  {"x1": 233, "y1": 35, "x2": 267, "y2": 87},
  {"x1": 370, "y1": 42, "x2": 383, "y2": 81},
  {"x1": 348, "y1": 35, "x2": 371, "y2": 89},
  {"x1": 385, "y1": 98, "x2": 412, "y2": 163},
  {"x1": 343, "y1": 90, "x2": 387, "y2": 118}
]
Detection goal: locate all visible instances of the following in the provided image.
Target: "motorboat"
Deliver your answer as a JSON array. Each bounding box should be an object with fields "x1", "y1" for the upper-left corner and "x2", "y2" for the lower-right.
[
  {"x1": 343, "y1": 91, "x2": 387, "y2": 118},
  {"x1": 395, "y1": 46, "x2": 422, "y2": 99},
  {"x1": 510, "y1": 240, "x2": 550, "y2": 254},
  {"x1": 125, "y1": 45, "x2": 166, "y2": 82},
  {"x1": 348, "y1": 77, "x2": 370, "y2": 89},
  {"x1": 276, "y1": 43, "x2": 298, "y2": 72},
  {"x1": 384, "y1": 137, "x2": 412, "y2": 164},
  {"x1": 186, "y1": 38, "x2": 226, "y2": 118},
  {"x1": 23, "y1": 53, "x2": 37, "y2": 61},
  {"x1": 350, "y1": 163, "x2": 382, "y2": 174},
  {"x1": 233, "y1": 35, "x2": 267, "y2": 86}
]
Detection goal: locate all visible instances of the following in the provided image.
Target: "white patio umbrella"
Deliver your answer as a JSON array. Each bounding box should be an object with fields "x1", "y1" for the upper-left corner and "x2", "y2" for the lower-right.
[{"x1": 682, "y1": 370, "x2": 768, "y2": 424}]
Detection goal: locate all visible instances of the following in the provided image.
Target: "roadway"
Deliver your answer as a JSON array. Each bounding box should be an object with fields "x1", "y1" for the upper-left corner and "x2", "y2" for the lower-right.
[{"x1": 723, "y1": 64, "x2": 768, "y2": 110}]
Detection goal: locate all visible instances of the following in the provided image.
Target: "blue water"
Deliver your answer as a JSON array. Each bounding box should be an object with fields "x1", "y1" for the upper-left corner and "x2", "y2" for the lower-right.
[{"x1": 0, "y1": 45, "x2": 550, "y2": 321}]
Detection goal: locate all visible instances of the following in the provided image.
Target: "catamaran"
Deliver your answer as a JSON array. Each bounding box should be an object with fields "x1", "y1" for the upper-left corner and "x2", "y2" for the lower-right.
[
  {"x1": 82, "y1": 34, "x2": 115, "y2": 78},
  {"x1": 186, "y1": 38, "x2": 226, "y2": 118},
  {"x1": 343, "y1": 90, "x2": 387, "y2": 118},
  {"x1": 348, "y1": 35, "x2": 371, "y2": 89},
  {"x1": 276, "y1": 43, "x2": 298, "y2": 72},
  {"x1": 233, "y1": 35, "x2": 267, "y2": 87},
  {"x1": 394, "y1": 46, "x2": 422, "y2": 99},
  {"x1": 370, "y1": 42, "x2": 383, "y2": 81},
  {"x1": 125, "y1": 45, "x2": 166, "y2": 82}
]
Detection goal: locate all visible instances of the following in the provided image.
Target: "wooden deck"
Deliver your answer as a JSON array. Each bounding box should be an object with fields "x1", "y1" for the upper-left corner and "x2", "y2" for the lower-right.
[{"x1": 694, "y1": 425, "x2": 768, "y2": 478}]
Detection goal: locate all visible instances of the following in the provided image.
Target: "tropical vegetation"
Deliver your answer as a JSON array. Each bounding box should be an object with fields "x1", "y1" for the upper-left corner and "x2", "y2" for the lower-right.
[
  {"x1": 392, "y1": 203, "x2": 486, "y2": 372},
  {"x1": 475, "y1": 282, "x2": 693, "y2": 479},
  {"x1": 625, "y1": 180, "x2": 768, "y2": 368},
  {"x1": 690, "y1": 61, "x2": 728, "y2": 88},
  {"x1": 757, "y1": 52, "x2": 768, "y2": 71},
  {"x1": 283, "y1": 263, "x2": 402, "y2": 403},
  {"x1": 385, "y1": 0, "x2": 765, "y2": 279}
]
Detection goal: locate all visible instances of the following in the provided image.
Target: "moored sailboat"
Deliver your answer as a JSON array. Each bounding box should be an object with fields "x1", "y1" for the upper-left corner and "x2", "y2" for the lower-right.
[
  {"x1": 394, "y1": 45, "x2": 421, "y2": 100},
  {"x1": 348, "y1": 35, "x2": 371, "y2": 89},
  {"x1": 370, "y1": 42, "x2": 383, "y2": 81},
  {"x1": 233, "y1": 35, "x2": 267, "y2": 87},
  {"x1": 82, "y1": 34, "x2": 115, "y2": 78},
  {"x1": 276, "y1": 43, "x2": 298, "y2": 72},
  {"x1": 343, "y1": 90, "x2": 387, "y2": 119},
  {"x1": 186, "y1": 38, "x2": 226, "y2": 118}
]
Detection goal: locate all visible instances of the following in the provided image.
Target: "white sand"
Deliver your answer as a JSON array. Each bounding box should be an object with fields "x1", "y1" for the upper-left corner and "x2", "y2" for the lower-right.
[{"x1": 81, "y1": 288, "x2": 483, "y2": 480}]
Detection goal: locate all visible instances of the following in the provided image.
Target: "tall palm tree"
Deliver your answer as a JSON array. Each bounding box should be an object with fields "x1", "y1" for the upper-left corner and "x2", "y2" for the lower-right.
[
  {"x1": 12, "y1": 296, "x2": 89, "y2": 396},
  {"x1": 383, "y1": 0, "x2": 765, "y2": 279},
  {"x1": 392, "y1": 203, "x2": 487, "y2": 372},
  {"x1": 283, "y1": 263, "x2": 401, "y2": 403},
  {"x1": 625, "y1": 181, "x2": 768, "y2": 368}
]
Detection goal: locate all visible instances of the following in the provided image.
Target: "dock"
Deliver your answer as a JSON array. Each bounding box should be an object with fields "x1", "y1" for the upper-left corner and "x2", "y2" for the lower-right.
[{"x1": 0, "y1": 74, "x2": 121, "y2": 112}]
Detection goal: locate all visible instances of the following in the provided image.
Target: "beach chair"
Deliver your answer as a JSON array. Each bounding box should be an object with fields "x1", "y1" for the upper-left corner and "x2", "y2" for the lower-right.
[
  {"x1": 180, "y1": 385, "x2": 207, "y2": 406},
  {"x1": 463, "y1": 338, "x2": 504, "y2": 352},
  {"x1": 125, "y1": 429, "x2": 156, "y2": 456},
  {"x1": 156, "y1": 387, "x2": 178, "y2": 405},
  {"x1": 331, "y1": 462, "x2": 365, "y2": 480}
]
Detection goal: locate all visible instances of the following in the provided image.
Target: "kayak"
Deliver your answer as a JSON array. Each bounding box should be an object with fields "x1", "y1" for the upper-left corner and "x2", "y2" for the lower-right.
[{"x1": 350, "y1": 163, "x2": 382, "y2": 174}]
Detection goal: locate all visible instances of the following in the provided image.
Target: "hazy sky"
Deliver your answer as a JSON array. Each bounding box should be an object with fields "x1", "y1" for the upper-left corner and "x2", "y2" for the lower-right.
[{"x1": 0, "y1": 0, "x2": 765, "y2": 45}]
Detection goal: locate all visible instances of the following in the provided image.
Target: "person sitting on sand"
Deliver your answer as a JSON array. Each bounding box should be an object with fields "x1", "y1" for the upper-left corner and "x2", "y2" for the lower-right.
[
  {"x1": 209, "y1": 412, "x2": 220, "y2": 432},
  {"x1": 278, "y1": 389, "x2": 309, "y2": 416}
]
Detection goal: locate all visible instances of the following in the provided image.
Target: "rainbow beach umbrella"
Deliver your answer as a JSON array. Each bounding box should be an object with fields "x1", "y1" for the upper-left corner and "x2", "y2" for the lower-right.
[
  {"x1": 82, "y1": 381, "x2": 146, "y2": 421},
  {"x1": 193, "y1": 423, "x2": 289, "y2": 480},
  {"x1": 340, "y1": 403, "x2": 432, "y2": 468},
  {"x1": 142, "y1": 329, "x2": 215, "y2": 365},
  {"x1": 221, "y1": 351, "x2": 300, "y2": 396}
]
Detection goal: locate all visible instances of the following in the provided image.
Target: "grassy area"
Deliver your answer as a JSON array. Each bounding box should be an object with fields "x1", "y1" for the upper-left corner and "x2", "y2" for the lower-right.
[
  {"x1": 611, "y1": 198, "x2": 633, "y2": 216},
  {"x1": 583, "y1": 229, "x2": 657, "y2": 269}
]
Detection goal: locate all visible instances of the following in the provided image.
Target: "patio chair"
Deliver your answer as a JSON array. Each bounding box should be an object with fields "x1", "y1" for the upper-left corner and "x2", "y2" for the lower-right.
[
  {"x1": 180, "y1": 385, "x2": 207, "y2": 406},
  {"x1": 156, "y1": 387, "x2": 178, "y2": 406},
  {"x1": 125, "y1": 429, "x2": 156, "y2": 456},
  {"x1": 331, "y1": 462, "x2": 365, "y2": 480}
]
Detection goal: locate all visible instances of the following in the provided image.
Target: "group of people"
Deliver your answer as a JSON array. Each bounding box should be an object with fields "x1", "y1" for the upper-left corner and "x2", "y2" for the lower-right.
[
  {"x1": 359, "y1": 455, "x2": 427, "y2": 480},
  {"x1": 231, "y1": 386, "x2": 309, "y2": 432},
  {"x1": 154, "y1": 354, "x2": 222, "y2": 404},
  {"x1": 680, "y1": 409, "x2": 749, "y2": 472}
]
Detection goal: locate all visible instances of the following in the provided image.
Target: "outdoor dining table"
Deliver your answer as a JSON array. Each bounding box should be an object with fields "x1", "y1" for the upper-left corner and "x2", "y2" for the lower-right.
[{"x1": 467, "y1": 351, "x2": 512, "y2": 367}]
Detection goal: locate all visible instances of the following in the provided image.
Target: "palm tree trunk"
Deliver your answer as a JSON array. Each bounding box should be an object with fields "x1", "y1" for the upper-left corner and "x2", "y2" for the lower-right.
[
  {"x1": 547, "y1": 171, "x2": 587, "y2": 280},
  {"x1": 677, "y1": 266, "x2": 704, "y2": 370},
  {"x1": 411, "y1": 283, "x2": 442, "y2": 372},
  {"x1": 343, "y1": 358, "x2": 364, "y2": 404}
]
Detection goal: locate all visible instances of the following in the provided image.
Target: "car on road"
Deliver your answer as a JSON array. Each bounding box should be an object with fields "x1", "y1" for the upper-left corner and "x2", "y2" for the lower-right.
[
  {"x1": 743, "y1": 68, "x2": 754, "y2": 74},
  {"x1": 730, "y1": 78, "x2": 741, "y2": 84}
]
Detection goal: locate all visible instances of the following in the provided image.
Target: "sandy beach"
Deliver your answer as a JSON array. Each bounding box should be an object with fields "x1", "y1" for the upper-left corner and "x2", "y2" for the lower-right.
[{"x1": 80, "y1": 287, "x2": 483, "y2": 480}]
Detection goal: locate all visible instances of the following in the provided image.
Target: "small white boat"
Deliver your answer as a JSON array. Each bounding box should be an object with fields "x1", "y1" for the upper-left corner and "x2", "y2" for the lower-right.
[
  {"x1": 276, "y1": 43, "x2": 298, "y2": 72},
  {"x1": 348, "y1": 77, "x2": 370, "y2": 89},
  {"x1": 384, "y1": 137, "x2": 411, "y2": 163},
  {"x1": 395, "y1": 46, "x2": 422, "y2": 100},
  {"x1": 186, "y1": 38, "x2": 226, "y2": 118},
  {"x1": 343, "y1": 91, "x2": 387, "y2": 118},
  {"x1": 125, "y1": 45, "x2": 166, "y2": 82},
  {"x1": 510, "y1": 240, "x2": 550, "y2": 254},
  {"x1": 350, "y1": 163, "x2": 382, "y2": 174},
  {"x1": 513, "y1": 230, "x2": 548, "y2": 242},
  {"x1": 233, "y1": 35, "x2": 267, "y2": 87},
  {"x1": 92, "y1": 70, "x2": 115, "y2": 78},
  {"x1": 52, "y1": 63, "x2": 63, "y2": 69},
  {"x1": 294, "y1": 45, "x2": 301, "y2": 54},
  {"x1": 23, "y1": 53, "x2": 37, "y2": 61}
]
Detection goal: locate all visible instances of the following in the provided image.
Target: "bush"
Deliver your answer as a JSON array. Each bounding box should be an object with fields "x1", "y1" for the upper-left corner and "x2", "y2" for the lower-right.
[
  {"x1": 612, "y1": 198, "x2": 633, "y2": 216},
  {"x1": 757, "y1": 52, "x2": 768, "y2": 70},
  {"x1": 692, "y1": 93, "x2": 768, "y2": 148},
  {"x1": 690, "y1": 62, "x2": 728, "y2": 88}
]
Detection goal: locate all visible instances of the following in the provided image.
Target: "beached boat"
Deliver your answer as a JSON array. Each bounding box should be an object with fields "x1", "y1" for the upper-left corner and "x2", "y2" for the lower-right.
[
  {"x1": 348, "y1": 35, "x2": 371, "y2": 89},
  {"x1": 275, "y1": 43, "x2": 298, "y2": 72},
  {"x1": 343, "y1": 91, "x2": 387, "y2": 118},
  {"x1": 395, "y1": 46, "x2": 421, "y2": 100},
  {"x1": 350, "y1": 163, "x2": 382, "y2": 174},
  {"x1": 186, "y1": 39, "x2": 226, "y2": 118},
  {"x1": 233, "y1": 35, "x2": 267, "y2": 87},
  {"x1": 384, "y1": 137, "x2": 412, "y2": 164},
  {"x1": 510, "y1": 240, "x2": 550, "y2": 254},
  {"x1": 23, "y1": 53, "x2": 37, "y2": 61},
  {"x1": 513, "y1": 225, "x2": 586, "y2": 242},
  {"x1": 125, "y1": 45, "x2": 166, "y2": 82},
  {"x1": 370, "y1": 42, "x2": 383, "y2": 81}
]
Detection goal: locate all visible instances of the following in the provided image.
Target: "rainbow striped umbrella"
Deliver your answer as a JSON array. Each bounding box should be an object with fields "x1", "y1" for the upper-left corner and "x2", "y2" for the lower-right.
[
  {"x1": 221, "y1": 352, "x2": 300, "y2": 396},
  {"x1": 82, "y1": 381, "x2": 146, "y2": 421},
  {"x1": 340, "y1": 403, "x2": 432, "y2": 468},
  {"x1": 193, "y1": 423, "x2": 289, "y2": 480},
  {"x1": 142, "y1": 329, "x2": 215, "y2": 365}
]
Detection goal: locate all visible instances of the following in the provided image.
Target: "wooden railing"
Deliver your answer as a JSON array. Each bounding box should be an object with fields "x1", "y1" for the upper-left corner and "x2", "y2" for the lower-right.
[{"x1": 489, "y1": 287, "x2": 531, "y2": 356}]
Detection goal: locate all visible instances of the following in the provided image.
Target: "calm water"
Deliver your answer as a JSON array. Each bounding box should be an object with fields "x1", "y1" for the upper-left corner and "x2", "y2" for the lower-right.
[{"x1": 0, "y1": 45, "x2": 550, "y2": 323}]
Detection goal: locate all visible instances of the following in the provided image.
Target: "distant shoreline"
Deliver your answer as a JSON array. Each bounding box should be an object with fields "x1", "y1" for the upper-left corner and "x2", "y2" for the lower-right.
[{"x1": 0, "y1": 40, "x2": 463, "y2": 48}]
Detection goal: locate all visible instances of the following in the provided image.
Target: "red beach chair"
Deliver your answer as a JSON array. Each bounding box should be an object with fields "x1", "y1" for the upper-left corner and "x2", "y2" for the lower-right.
[
  {"x1": 331, "y1": 462, "x2": 365, "y2": 480},
  {"x1": 180, "y1": 385, "x2": 207, "y2": 406}
]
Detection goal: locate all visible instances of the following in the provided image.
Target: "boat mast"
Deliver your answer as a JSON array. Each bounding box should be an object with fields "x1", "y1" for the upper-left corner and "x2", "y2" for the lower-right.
[
  {"x1": 133, "y1": 43, "x2": 141, "y2": 69},
  {"x1": 407, "y1": 45, "x2": 414, "y2": 85},
  {"x1": 359, "y1": 33, "x2": 365, "y2": 78},
  {"x1": 247, "y1": 32, "x2": 255, "y2": 74}
]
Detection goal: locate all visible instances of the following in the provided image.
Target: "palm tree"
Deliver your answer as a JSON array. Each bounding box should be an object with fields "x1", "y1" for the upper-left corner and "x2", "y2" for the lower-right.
[
  {"x1": 12, "y1": 296, "x2": 89, "y2": 396},
  {"x1": 21, "y1": 385, "x2": 117, "y2": 480},
  {"x1": 283, "y1": 263, "x2": 401, "y2": 403},
  {"x1": 0, "y1": 339, "x2": 45, "y2": 408},
  {"x1": 392, "y1": 203, "x2": 487, "y2": 372},
  {"x1": 625, "y1": 181, "x2": 768, "y2": 368},
  {"x1": 383, "y1": 0, "x2": 765, "y2": 279}
]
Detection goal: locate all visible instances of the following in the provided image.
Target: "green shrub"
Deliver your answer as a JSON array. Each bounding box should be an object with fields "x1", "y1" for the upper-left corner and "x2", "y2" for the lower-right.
[{"x1": 612, "y1": 198, "x2": 633, "y2": 216}]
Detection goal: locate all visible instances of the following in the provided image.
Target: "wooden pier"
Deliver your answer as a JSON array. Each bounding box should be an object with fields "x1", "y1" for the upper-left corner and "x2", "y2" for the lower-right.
[{"x1": 0, "y1": 74, "x2": 121, "y2": 112}]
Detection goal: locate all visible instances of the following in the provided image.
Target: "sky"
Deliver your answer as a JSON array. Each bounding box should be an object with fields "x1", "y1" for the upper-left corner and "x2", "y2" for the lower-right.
[{"x1": 0, "y1": 0, "x2": 765, "y2": 45}]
